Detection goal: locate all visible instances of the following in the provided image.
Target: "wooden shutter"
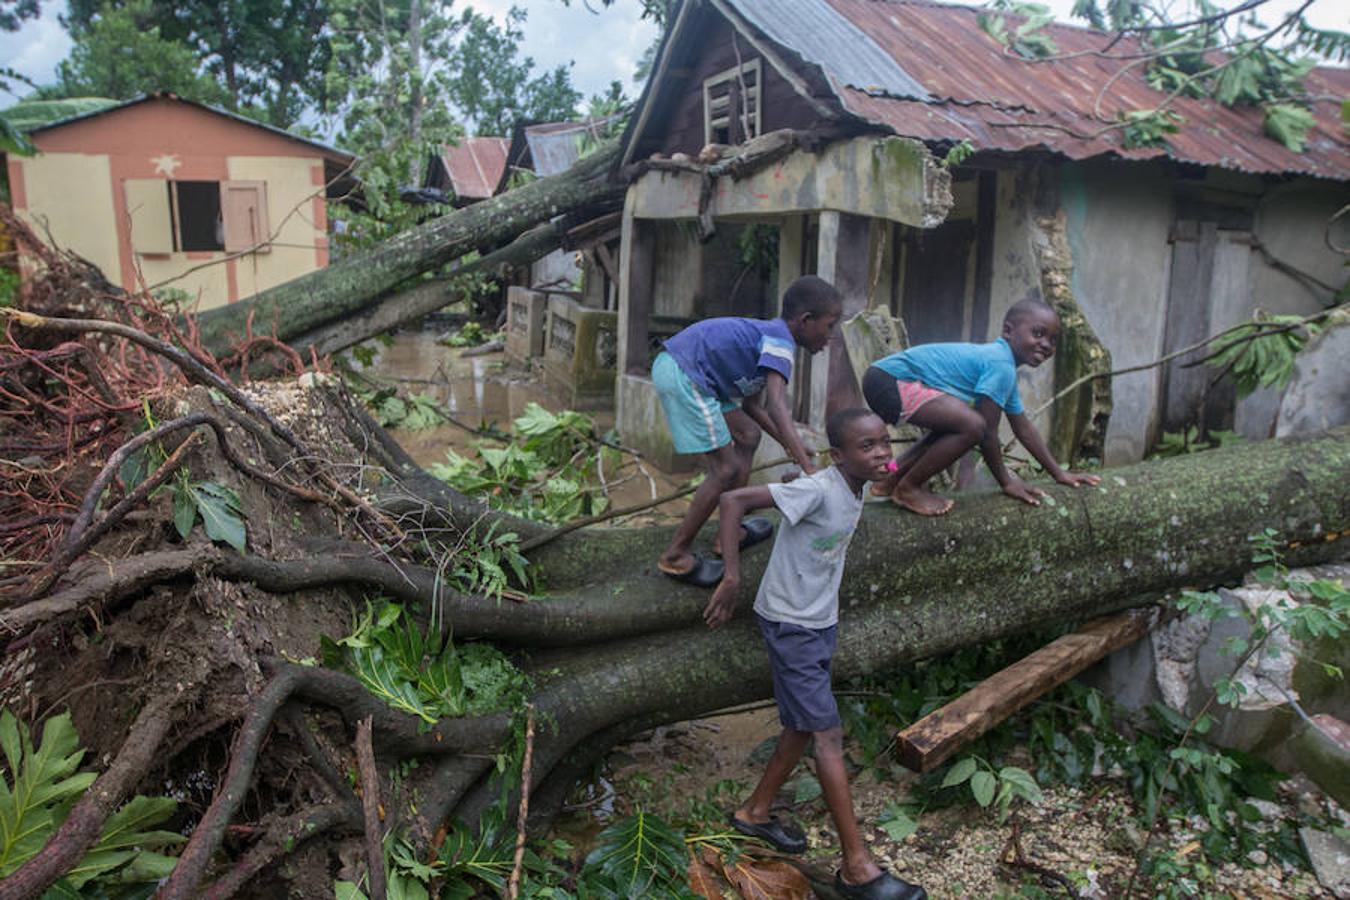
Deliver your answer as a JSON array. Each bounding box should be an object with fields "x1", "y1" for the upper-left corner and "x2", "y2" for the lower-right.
[
  {"x1": 221, "y1": 181, "x2": 269, "y2": 253},
  {"x1": 122, "y1": 179, "x2": 173, "y2": 254}
]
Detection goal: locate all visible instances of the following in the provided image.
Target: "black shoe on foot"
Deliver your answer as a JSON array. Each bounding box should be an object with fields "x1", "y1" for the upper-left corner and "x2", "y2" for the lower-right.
[
  {"x1": 727, "y1": 813, "x2": 807, "y2": 854},
  {"x1": 834, "y1": 870, "x2": 927, "y2": 900}
]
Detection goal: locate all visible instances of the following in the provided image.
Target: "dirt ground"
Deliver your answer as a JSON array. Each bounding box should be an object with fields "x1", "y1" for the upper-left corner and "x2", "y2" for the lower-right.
[{"x1": 567, "y1": 708, "x2": 1339, "y2": 899}]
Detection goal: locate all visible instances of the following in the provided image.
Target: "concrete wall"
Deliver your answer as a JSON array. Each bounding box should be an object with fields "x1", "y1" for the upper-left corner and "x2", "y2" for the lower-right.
[
  {"x1": 630, "y1": 136, "x2": 950, "y2": 228},
  {"x1": 1238, "y1": 180, "x2": 1350, "y2": 438},
  {"x1": 9, "y1": 152, "x2": 122, "y2": 285},
  {"x1": 227, "y1": 156, "x2": 328, "y2": 300},
  {"x1": 530, "y1": 248, "x2": 580, "y2": 295},
  {"x1": 1059, "y1": 161, "x2": 1176, "y2": 463},
  {"x1": 1053, "y1": 162, "x2": 1349, "y2": 461},
  {"x1": 9, "y1": 98, "x2": 338, "y2": 311},
  {"x1": 651, "y1": 221, "x2": 703, "y2": 318}
]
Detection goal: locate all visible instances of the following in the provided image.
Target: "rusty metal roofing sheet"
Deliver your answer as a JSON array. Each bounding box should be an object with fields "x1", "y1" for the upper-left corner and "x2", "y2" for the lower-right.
[
  {"x1": 440, "y1": 136, "x2": 509, "y2": 200},
  {"x1": 729, "y1": 0, "x2": 930, "y2": 100},
  {"x1": 726, "y1": 0, "x2": 1349, "y2": 179}
]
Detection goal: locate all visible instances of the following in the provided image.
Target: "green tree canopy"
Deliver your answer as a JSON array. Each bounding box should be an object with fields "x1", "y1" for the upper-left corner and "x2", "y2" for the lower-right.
[
  {"x1": 444, "y1": 5, "x2": 581, "y2": 136},
  {"x1": 49, "y1": 1, "x2": 228, "y2": 106},
  {"x1": 63, "y1": 0, "x2": 331, "y2": 127}
]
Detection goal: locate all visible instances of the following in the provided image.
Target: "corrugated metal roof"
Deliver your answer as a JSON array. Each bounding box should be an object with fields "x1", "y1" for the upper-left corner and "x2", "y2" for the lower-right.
[
  {"x1": 730, "y1": 0, "x2": 930, "y2": 100},
  {"x1": 721, "y1": 0, "x2": 1349, "y2": 180},
  {"x1": 440, "y1": 136, "x2": 509, "y2": 200}
]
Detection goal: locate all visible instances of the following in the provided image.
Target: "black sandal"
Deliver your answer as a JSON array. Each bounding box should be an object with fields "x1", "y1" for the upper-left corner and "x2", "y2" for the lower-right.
[
  {"x1": 834, "y1": 870, "x2": 927, "y2": 900},
  {"x1": 727, "y1": 813, "x2": 807, "y2": 854},
  {"x1": 712, "y1": 517, "x2": 775, "y2": 557},
  {"x1": 659, "y1": 554, "x2": 724, "y2": 588}
]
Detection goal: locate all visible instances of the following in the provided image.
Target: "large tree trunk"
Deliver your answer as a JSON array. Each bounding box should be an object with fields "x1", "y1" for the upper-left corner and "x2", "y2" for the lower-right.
[
  {"x1": 284, "y1": 222, "x2": 566, "y2": 359},
  {"x1": 195, "y1": 144, "x2": 621, "y2": 356},
  {"x1": 7, "y1": 389, "x2": 1346, "y2": 897}
]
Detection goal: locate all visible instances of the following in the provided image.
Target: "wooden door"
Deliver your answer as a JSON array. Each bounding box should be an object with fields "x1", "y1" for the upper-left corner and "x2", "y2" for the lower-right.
[{"x1": 1159, "y1": 220, "x2": 1252, "y2": 434}]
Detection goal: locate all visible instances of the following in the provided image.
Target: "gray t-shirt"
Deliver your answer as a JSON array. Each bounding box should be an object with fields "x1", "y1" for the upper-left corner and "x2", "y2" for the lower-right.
[{"x1": 753, "y1": 466, "x2": 864, "y2": 629}]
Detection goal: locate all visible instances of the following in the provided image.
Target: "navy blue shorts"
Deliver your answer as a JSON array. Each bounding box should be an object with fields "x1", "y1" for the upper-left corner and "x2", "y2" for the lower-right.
[{"x1": 756, "y1": 614, "x2": 840, "y2": 733}]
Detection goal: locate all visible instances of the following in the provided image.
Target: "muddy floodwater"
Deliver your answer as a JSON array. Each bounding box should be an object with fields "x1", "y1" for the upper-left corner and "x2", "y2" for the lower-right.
[{"x1": 371, "y1": 329, "x2": 691, "y2": 526}]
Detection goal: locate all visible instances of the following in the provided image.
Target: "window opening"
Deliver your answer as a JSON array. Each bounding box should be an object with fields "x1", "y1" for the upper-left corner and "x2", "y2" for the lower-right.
[
  {"x1": 703, "y1": 58, "x2": 761, "y2": 146},
  {"x1": 173, "y1": 181, "x2": 224, "y2": 252}
]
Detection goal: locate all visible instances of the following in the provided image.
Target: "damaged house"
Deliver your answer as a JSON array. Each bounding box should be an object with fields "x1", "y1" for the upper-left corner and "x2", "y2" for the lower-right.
[
  {"x1": 607, "y1": 0, "x2": 1349, "y2": 471},
  {"x1": 4, "y1": 93, "x2": 356, "y2": 311}
]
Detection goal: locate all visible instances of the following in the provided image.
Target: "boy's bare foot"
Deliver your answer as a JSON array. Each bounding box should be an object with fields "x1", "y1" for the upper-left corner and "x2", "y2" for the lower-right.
[
  {"x1": 657, "y1": 550, "x2": 695, "y2": 575},
  {"x1": 869, "y1": 473, "x2": 898, "y2": 498},
  {"x1": 890, "y1": 483, "x2": 953, "y2": 516}
]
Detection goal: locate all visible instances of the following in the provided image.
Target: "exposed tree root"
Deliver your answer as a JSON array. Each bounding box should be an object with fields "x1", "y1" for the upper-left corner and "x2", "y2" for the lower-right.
[{"x1": 198, "y1": 801, "x2": 360, "y2": 900}]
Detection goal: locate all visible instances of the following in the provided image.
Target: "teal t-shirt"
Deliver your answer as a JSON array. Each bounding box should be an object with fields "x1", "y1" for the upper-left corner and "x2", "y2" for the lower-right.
[{"x1": 873, "y1": 337, "x2": 1024, "y2": 414}]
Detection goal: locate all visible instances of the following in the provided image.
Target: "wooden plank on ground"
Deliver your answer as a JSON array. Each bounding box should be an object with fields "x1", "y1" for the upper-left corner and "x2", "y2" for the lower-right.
[{"x1": 895, "y1": 608, "x2": 1156, "y2": 773}]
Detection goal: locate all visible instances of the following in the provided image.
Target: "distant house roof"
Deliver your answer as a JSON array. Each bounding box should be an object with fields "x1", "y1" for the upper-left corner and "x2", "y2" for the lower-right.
[
  {"x1": 627, "y1": 0, "x2": 1349, "y2": 180},
  {"x1": 13, "y1": 92, "x2": 356, "y2": 168},
  {"x1": 437, "y1": 136, "x2": 510, "y2": 201}
]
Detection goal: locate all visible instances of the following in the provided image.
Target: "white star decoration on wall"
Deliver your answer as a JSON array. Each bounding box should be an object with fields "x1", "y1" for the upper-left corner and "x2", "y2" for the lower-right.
[{"x1": 150, "y1": 154, "x2": 181, "y2": 177}]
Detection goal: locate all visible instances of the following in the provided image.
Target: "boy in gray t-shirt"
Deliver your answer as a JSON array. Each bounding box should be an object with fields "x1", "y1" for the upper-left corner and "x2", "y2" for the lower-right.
[{"x1": 705, "y1": 409, "x2": 927, "y2": 900}]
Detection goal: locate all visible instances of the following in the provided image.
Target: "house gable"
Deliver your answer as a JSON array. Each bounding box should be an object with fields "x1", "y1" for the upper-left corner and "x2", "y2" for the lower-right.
[
  {"x1": 624, "y1": 1, "x2": 838, "y2": 163},
  {"x1": 29, "y1": 97, "x2": 336, "y2": 162}
]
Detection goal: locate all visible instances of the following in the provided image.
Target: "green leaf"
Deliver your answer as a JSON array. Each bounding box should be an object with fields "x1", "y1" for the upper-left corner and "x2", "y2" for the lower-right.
[
  {"x1": 791, "y1": 774, "x2": 822, "y2": 805},
  {"x1": 173, "y1": 482, "x2": 197, "y2": 540},
  {"x1": 39, "y1": 878, "x2": 82, "y2": 900},
  {"x1": 942, "y1": 757, "x2": 978, "y2": 788},
  {"x1": 96, "y1": 795, "x2": 182, "y2": 852},
  {"x1": 0, "y1": 710, "x2": 177, "y2": 888},
  {"x1": 335, "y1": 882, "x2": 369, "y2": 900},
  {"x1": 998, "y1": 766, "x2": 1044, "y2": 804},
  {"x1": 119, "y1": 449, "x2": 152, "y2": 493},
  {"x1": 439, "y1": 820, "x2": 515, "y2": 891},
  {"x1": 878, "y1": 804, "x2": 919, "y2": 841},
  {"x1": 583, "y1": 811, "x2": 689, "y2": 897},
  {"x1": 188, "y1": 481, "x2": 247, "y2": 552},
  {"x1": 971, "y1": 771, "x2": 997, "y2": 808},
  {"x1": 1264, "y1": 104, "x2": 1316, "y2": 152}
]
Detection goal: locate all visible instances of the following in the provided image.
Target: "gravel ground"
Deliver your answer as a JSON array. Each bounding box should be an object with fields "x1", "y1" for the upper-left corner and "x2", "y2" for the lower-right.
[{"x1": 557, "y1": 710, "x2": 1343, "y2": 899}]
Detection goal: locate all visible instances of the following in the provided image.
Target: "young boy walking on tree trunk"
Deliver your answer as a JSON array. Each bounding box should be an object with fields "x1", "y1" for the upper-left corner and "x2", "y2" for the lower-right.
[
  {"x1": 862, "y1": 298, "x2": 1100, "y2": 516},
  {"x1": 653, "y1": 275, "x2": 841, "y2": 587},
  {"x1": 704, "y1": 408, "x2": 927, "y2": 900}
]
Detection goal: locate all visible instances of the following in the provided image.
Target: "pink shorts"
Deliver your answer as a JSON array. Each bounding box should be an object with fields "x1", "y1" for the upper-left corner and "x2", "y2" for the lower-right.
[{"x1": 896, "y1": 379, "x2": 945, "y2": 421}]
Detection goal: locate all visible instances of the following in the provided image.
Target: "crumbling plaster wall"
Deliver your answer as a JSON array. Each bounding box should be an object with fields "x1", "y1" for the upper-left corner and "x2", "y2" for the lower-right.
[{"x1": 1238, "y1": 180, "x2": 1350, "y2": 439}]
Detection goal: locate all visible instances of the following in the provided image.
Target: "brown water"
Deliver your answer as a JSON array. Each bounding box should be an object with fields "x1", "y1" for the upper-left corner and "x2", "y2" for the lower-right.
[{"x1": 370, "y1": 329, "x2": 691, "y2": 526}]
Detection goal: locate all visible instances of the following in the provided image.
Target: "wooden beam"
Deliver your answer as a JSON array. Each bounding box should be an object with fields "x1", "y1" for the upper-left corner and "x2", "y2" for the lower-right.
[{"x1": 895, "y1": 608, "x2": 1156, "y2": 773}]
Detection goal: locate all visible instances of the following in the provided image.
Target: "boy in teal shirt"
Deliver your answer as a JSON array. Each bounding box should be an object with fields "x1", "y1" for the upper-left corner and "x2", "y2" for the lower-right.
[{"x1": 862, "y1": 299, "x2": 1099, "y2": 515}]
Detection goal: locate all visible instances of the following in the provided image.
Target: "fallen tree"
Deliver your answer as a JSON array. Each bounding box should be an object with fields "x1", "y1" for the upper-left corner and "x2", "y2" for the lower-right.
[
  {"x1": 194, "y1": 144, "x2": 622, "y2": 356},
  {"x1": 2, "y1": 212, "x2": 1347, "y2": 898},
  {"x1": 1, "y1": 365, "x2": 1344, "y2": 896}
]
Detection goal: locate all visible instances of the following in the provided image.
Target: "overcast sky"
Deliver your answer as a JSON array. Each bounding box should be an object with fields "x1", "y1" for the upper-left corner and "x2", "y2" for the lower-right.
[
  {"x1": 0, "y1": 1, "x2": 659, "y2": 105},
  {"x1": 1, "y1": 0, "x2": 1343, "y2": 108}
]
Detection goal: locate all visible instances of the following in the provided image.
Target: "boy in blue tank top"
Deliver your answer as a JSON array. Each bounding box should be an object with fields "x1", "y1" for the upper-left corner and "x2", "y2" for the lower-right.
[
  {"x1": 653, "y1": 275, "x2": 842, "y2": 586},
  {"x1": 862, "y1": 299, "x2": 1099, "y2": 516}
]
